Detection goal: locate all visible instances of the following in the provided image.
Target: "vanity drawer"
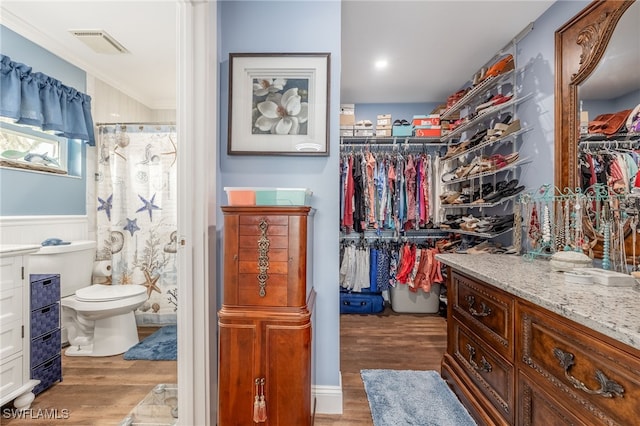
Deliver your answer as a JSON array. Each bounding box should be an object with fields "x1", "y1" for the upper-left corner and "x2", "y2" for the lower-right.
[
  {"x1": 31, "y1": 302, "x2": 59, "y2": 339},
  {"x1": 451, "y1": 318, "x2": 514, "y2": 424},
  {"x1": 517, "y1": 301, "x2": 640, "y2": 425},
  {"x1": 31, "y1": 329, "x2": 60, "y2": 369},
  {"x1": 451, "y1": 271, "x2": 514, "y2": 360},
  {"x1": 30, "y1": 274, "x2": 60, "y2": 310}
]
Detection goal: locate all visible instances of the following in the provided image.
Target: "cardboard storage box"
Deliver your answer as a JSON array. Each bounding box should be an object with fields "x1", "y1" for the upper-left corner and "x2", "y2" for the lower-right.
[
  {"x1": 355, "y1": 128, "x2": 375, "y2": 137},
  {"x1": 340, "y1": 104, "x2": 355, "y2": 126},
  {"x1": 376, "y1": 127, "x2": 392, "y2": 137},
  {"x1": 340, "y1": 126, "x2": 354, "y2": 137},
  {"x1": 412, "y1": 115, "x2": 440, "y2": 127},
  {"x1": 376, "y1": 114, "x2": 392, "y2": 126},
  {"x1": 390, "y1": 283, "x2": 440, "y2": 313},
  {"x1": 415, "y1": 126, "x2": 441, "y2": 137}
]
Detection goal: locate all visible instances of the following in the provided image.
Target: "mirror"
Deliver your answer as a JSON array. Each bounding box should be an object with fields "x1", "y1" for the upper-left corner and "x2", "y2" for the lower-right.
[
  {"x1": 555, "y1": 0, "x2": 637, "y2": 190},
  {"x1": 555, "y1": 0, "x2": 639, "y2": 262}
]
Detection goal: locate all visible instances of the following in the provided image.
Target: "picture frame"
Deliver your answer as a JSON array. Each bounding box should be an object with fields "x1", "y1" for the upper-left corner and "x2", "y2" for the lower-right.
[{"x1": 228, "y1": 53, "x2": 330, "y2": 156}]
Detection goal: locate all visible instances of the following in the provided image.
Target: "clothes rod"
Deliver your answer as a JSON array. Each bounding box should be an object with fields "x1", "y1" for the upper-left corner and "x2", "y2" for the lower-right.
[{"x1": 95, "y1": 122, "x2": 176, "y2": 126}]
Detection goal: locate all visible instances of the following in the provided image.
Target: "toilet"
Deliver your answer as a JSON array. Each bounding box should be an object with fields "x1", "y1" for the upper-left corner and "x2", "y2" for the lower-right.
[{"x1": 29, "y1": 240, "x2": 147, "y2": 357}]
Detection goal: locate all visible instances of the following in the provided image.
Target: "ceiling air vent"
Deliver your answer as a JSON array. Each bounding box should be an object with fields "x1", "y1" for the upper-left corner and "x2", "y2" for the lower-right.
[{"x1": 69, "y1": 30, "x2": 129, "y2": 54}]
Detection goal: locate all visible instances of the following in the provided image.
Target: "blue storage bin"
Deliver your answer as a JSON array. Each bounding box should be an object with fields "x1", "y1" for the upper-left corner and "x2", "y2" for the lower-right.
[
  {"x1": 392, "y1": 125, "x2": 413, "y2": 137},
  {"x1": 32, "y1": 355, "x2": 62, "y2": 395},
  {"x1": 31, "y1": 303, "x2": 60, "y2": 339},
  {"x1": 31, "y1": 329, "x2": 61, "y2": 368},
  {"x1": 30, "y1": 274, "x2": 60, "y2": 310}
]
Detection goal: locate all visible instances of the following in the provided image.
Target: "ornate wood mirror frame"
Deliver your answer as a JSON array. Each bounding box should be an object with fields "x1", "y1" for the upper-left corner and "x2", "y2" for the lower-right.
[{"x1": 554, "y1": 0, "x2": 634, "y2": 191}]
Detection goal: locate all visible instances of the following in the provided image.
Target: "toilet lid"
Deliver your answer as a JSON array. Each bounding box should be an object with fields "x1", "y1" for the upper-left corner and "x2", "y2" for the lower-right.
[{"x1": 75, "y1": 284, "x2": 147, "y2": 302}]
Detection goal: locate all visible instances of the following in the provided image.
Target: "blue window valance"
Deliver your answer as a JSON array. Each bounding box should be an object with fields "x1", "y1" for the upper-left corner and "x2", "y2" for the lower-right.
[{"x1": 0, "y1": 54, "x2": 95, "y2": 145}]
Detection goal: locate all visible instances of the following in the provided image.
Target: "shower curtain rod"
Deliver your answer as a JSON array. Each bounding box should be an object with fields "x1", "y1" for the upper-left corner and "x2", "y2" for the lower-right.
[{"x1": 95, "y1": 121, "x2": 176, "y2": 126}]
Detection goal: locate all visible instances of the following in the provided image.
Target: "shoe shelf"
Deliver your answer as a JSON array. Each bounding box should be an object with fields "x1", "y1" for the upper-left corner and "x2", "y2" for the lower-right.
[
  {"x1": 441, "y1": 191, "x2": 523, "y2": 210},
  {"x1": 440, "y1": 92, "x2": 534, "y2": 143},
  {"x1": 442, "y1": 126, "x2": 533, "y2": 163},
  {"x1": 440, "y1": 69, "x2": 517, "y2": 121},
  {"x1": 443, "y1": 156, "x2": 531, "y2": 186}
]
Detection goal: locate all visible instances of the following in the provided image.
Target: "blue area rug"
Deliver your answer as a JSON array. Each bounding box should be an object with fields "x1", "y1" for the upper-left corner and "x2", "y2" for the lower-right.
[
  {"x1": 123, "y1": 325, "x2": 177, "y2": 361},
  {"x1": 361, "y1": 369, "x2": 476, "y2": 426}
]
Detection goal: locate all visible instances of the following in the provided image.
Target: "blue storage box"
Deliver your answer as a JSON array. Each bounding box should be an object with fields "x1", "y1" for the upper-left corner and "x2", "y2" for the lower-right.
[
  {"x1": 255, "y1": 188, "x2": 312, "y2": 206},
  {"x1": 31, "y1": 303, "x2": 60, "y2": 339},
  {"x1": 392, "y1": 125, "x2": 413, "y2": 137},
  {"x1": 31, "y1": 329, "x2": 61, "y2": 368},
  {"x1": 32, "y1": 354, "x2": 62, "y2": 395},
  {"x1": 30, "y1": 274, "x2": 60, "y2": 310}
]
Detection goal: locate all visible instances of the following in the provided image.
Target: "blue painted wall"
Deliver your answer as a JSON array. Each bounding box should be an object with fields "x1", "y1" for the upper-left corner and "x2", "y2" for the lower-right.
[
  {"x1": 0, "y1": 25, "x2": 88, "y2": 216},
  {"x1": 515, "y1": 0, "x2": 589, "y2": 193},
  {"x1": 218, "y1": 0, "x2": 342, "y2": 388}
]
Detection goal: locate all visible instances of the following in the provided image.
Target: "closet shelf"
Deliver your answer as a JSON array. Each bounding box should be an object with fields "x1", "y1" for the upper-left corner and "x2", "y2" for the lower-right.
[
  {"x1": 440, "y1": 69, "x2": 516, "y2": 120},
  {"x1": 579, "y1": 132, "x2": 640, "y2": 144},
  {"x1": 340, "y1": 136, "x2": 445, "y2": 148},
  {"x1": 441, "y1": 92, "x2": 534, "y2": 143},
  {"x1": 443, "y1": 126, "x2": 533, "y2": 163},
  {"x1": 443, "y1": 157, "x2": 532, "y2": 185}
]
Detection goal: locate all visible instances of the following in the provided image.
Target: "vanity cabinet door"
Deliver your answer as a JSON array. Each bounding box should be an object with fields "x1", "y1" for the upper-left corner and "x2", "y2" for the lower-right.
[
  {"x1": 517, "y1": 300, "x2": 640, "y2": 426},
  {"x1": 517, "y1": 369, "x2": 588, "y2": 425}
]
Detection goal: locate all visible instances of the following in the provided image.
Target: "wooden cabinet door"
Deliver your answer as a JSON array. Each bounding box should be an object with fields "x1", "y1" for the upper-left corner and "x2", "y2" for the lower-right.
[
  {"x1": 263, "y1": 318, "x2": 312, "y2": 425},
  {"x1": 218, "y1": 317, "x2": 259, "y2": 425}
]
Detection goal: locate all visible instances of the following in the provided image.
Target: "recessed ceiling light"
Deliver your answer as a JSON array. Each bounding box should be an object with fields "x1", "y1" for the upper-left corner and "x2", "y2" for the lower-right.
[{"x1": 375, "y1": 59, "x2": 388, "y2": 69}]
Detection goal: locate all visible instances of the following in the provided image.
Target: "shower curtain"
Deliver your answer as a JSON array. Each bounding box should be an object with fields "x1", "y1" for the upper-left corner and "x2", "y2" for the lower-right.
[{"x1": 95, "y1": 124, "x2": 178, "y2": 325}]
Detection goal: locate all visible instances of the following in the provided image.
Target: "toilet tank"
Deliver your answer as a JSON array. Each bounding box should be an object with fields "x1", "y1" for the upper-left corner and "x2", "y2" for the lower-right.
[{"x1": 29, "y1": 240, "x2": 97, "y2": 297}]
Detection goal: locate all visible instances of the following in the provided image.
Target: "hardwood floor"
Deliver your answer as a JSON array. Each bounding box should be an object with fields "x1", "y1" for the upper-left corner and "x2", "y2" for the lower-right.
[
  {"x1": 314, "y1": 307, "x2": 448, "y2": 425},
  {"x1": 1, "y1": 327, "x2": 177, "y2": 426},
  {"x1": 2, "y1": 308, "x2": 447, "y2": 425}
]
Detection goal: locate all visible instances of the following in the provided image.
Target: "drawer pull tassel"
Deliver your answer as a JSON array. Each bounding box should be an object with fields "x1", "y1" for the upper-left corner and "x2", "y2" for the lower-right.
[
  {"x1": 253, "y1": 378, "x2": 267, "y2": 423},
  {"x1": 257, "y1": 219, "x2": 270, "y2": 297},
  {"x1": 465, "y1": 295, "x2": 491, "y2": 317},
  {"x1": 466, "y1": 343, "x2": 492, "y2": 373},
  {"x1": 553, "y1": 348, "x2": 624, "y2": 398}
]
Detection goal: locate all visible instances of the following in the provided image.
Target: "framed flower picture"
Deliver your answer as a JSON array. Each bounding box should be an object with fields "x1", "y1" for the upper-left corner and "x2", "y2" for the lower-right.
[{"x1": 228, "y1": 53, "x2": 330, "y2": 156}]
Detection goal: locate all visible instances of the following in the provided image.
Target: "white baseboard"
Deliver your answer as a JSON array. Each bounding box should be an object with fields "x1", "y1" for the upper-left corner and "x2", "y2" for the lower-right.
[{"x1": 312, "y1": 373, "x2": 343, "y2": 415}]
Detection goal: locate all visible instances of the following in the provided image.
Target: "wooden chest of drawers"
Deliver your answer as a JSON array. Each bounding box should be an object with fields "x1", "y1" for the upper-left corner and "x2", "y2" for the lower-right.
[
  {"x1": 218, "y1": 206, "x2": 314, "y2": 426},
  {"x1": 442, "y1": 268, "x2": 640, "y2": 426}
]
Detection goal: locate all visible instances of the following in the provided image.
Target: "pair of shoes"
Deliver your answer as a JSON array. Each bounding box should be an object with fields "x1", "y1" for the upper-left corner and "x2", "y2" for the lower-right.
[
  {"x1": 475, "y1": 214, "x2": 514, "y2": 233},
  {"x1": 480, "y1": 54, "x2": 514, "y2": 83},
  {"x1": 491, "y1": 152, "x2": 519, "y2": 170},
  {"x1": 393, "y1": 119, "x2": 410, "y2": 126},
  {"x1": 476, "y1": 92, "x2": 513, "y2": 113},
  {"x1": 487, "y1": 119, "x2": 521, "y2": 141},
  {"x1": 442, "y1": 140, "x2": 470, "y2": 159},
  {"x1": 356, "y1": 119, "x2": 372, "y2": 127},
  {"x1": 477, "y1": 179, "x2": 519, "y2": 204}
]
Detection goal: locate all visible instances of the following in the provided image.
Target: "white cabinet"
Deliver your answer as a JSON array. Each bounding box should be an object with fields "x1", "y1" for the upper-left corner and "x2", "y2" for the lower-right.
[{"x1": 0, "y1": 245, "x2": 41, "y2": 410}]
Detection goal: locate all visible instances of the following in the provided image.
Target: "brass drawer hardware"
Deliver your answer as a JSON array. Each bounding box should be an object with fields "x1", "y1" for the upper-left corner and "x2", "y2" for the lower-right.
[{"x1": 553, "y1": 347, "x2": 624, "y2": 398}]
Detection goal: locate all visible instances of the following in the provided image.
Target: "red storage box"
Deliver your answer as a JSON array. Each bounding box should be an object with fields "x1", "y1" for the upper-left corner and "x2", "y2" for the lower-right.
[
  {"x1": 412, "y1": 115, "x2": 440, "y2": 127},
  {"x1": 415, "y1": 127, "x2": 441, "y2": 137}
]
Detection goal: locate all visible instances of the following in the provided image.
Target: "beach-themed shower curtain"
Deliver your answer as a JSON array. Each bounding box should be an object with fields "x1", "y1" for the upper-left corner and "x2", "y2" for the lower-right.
[{"x1": 95, "y1": 124, "x2": 178, "y2": 325}]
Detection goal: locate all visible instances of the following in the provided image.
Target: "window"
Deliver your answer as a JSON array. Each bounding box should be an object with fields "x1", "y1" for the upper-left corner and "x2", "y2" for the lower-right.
[{"x1": 0, "y1": 121, "x2": 68, "y2": 174}]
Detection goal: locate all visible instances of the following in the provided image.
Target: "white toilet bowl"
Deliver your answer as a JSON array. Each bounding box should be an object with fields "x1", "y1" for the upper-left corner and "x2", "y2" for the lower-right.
[
  {"x1": 28, "y1": 240, "x2": 150, "y2": 357},
  {"x1": 62, "y1": 284, "x2": 147, "y2": 357}
]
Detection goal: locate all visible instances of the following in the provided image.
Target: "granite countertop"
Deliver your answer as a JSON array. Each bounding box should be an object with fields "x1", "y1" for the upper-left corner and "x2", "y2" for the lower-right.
[
  {"x1": 436, "y1": 253, "x2": 640, "y2": 351},
  {"x1": 0, "y1": 244, "x2": 41, "y2": 257}
]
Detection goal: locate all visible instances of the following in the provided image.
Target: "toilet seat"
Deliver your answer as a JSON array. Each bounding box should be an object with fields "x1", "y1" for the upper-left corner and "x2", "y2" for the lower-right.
[{"x1": 76, "y1": 284, "x2": 147, "y2": 302}]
